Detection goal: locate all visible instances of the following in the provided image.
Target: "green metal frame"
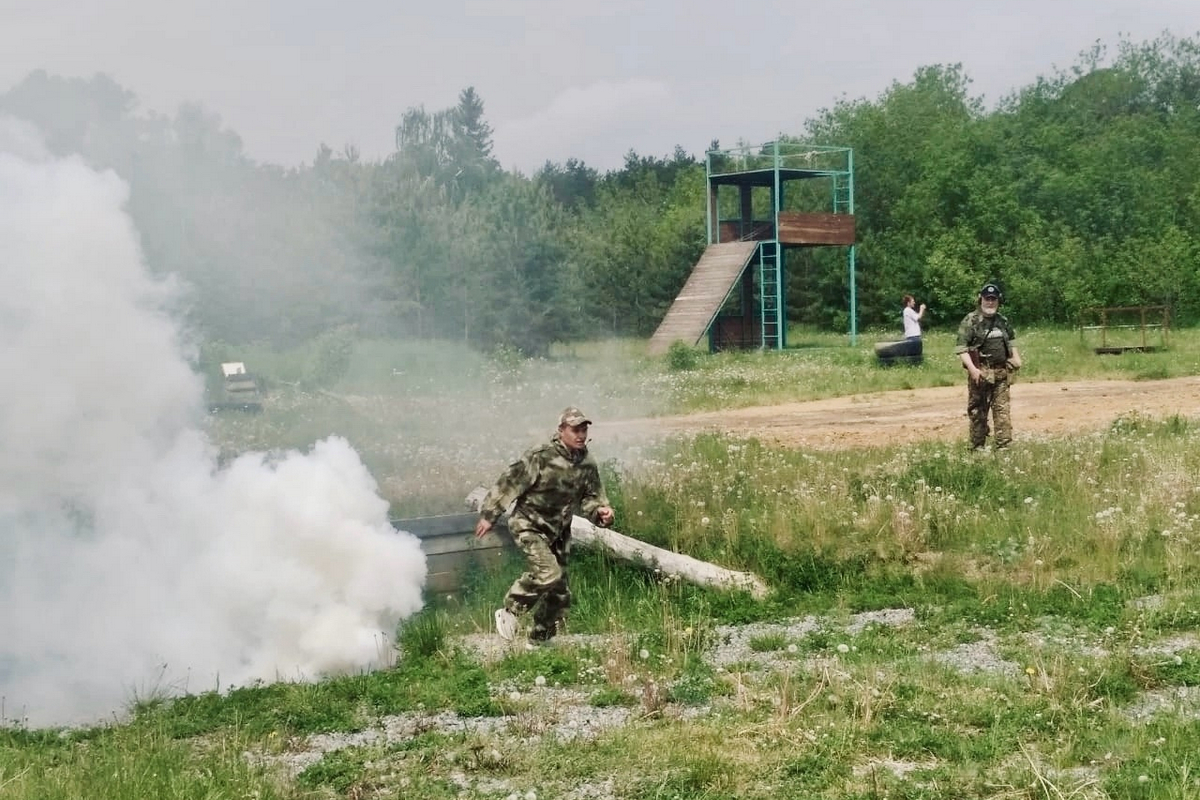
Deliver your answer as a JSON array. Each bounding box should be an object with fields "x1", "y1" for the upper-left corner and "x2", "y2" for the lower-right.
[{"x1": 705, "y1": 141, "x2": 857, "y2": 349}]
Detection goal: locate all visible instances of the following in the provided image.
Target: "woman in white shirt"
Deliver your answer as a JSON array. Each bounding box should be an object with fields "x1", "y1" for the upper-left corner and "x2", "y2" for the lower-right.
[{"x1": 902, "y1": 294, "x2": 926, "y2": 340}]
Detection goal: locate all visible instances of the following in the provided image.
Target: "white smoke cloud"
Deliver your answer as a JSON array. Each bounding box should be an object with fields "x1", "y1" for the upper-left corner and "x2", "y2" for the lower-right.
[{"x1": 0, "y1": 120, "x2": 427, "y2": 728}]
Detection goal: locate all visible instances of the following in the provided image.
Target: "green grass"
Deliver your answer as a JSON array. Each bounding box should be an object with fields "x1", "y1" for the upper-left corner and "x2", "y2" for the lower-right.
[
  {"x1": 8, "y1": 329, "x2": 1200, "y2": 798},
  {"x1": 200, "y1": 325, "x2": 1200, "y2": 519}
]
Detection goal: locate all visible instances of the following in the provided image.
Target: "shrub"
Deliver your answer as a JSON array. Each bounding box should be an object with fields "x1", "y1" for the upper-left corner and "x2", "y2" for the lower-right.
[{"x1": 665, "y1": 340, "x2": 699, "y2": 371}]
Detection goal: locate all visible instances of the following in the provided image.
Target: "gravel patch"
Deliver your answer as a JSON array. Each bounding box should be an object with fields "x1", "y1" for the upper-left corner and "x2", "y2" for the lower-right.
[
  {"x1": 709, "y1": 615, "x2": 822, "y2": 669},
  {"x1": 255, "y1": 686, "x2": 639, "y2": 781},
  {"x1": 927, "y1": 628, "x2": 1023, "y2": 679},
  {"x1": 249, "y1": 605, "x2": 1199, "y2": 791},
  {"x1": 1133, "y1": 633, "x2": 1200, "y2": 658},
  {"x1": 710, "y1": 608, "x2": 916, "y2": 670},
  {"x1": 1121, "y1": 686, "x2": 1200, "y2": 721}
]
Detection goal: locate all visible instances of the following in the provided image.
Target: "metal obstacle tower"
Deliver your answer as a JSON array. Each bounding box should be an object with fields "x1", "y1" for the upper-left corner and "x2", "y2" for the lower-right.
[{"x1": 703, "y1": 141, "x2": 857, "y2": 350}]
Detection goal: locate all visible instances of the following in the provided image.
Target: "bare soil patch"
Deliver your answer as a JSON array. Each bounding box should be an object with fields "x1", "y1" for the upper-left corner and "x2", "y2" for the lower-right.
[{"x1": 610, "y1": 376, "x2": 1200, "y2": 450}]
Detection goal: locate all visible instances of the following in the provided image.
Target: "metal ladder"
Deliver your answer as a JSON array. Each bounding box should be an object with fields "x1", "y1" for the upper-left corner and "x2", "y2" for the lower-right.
[
  {"x1": 759, "y1": 241, "x2": 782, "y2": 350},
  {"x1": 833, "y1": 173, "x2": 852, "y2": 215}
]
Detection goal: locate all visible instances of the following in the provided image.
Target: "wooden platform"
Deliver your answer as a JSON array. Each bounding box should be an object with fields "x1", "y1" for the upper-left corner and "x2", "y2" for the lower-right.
[
  {"x1": 647, "y1": 241, "x2": 759, "y2": 355},
  {"x1": 393, "y1": 513, "x2": 512, "y2": 594},
  {"x1": 1094, "y1": 346, "x2": 1161, "y2": 354}
]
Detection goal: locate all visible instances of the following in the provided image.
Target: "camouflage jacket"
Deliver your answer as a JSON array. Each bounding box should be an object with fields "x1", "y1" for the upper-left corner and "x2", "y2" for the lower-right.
[
  {"x1": 479, "y1": 435, "x2": 609, "y2": 539},
  {"x1": 955, "y1": 309, "x2": 1016, "y2": 365}
]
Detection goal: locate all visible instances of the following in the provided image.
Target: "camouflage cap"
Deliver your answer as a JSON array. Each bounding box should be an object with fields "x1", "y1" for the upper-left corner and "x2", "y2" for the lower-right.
[{"x1": 558, "y1": 406, "x2": 592, "y2": 427}]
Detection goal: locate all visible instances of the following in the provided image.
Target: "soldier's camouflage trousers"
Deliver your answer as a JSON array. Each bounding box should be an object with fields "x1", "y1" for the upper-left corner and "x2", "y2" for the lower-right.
[
  {"x1": 967, "y1": 366, "x2": 1012, "y2": 449},
  {"x1": 504, "y1": 529, "x2": 571, "y2": 641}
]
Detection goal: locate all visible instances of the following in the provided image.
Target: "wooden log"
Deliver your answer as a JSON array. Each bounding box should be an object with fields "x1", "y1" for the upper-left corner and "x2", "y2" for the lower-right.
[{"x1": 465, "y1": 488, "x2": 770, "y2": 599}]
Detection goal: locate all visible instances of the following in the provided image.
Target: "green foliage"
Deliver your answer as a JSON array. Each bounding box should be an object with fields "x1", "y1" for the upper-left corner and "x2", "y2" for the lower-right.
[
  {"x1": 16, "y1": 409, "x2": 1200, "y2": 796},
  {"x1": 747, "y1": 632, "x2": 787, "y2": 652},
  {"x1": 0, "y1": 719, "x2": 287, "y2": 800},
  {"x1": 893, "y1": 450, "x2": 1037, "y2": 508},
  {"x1": 296, "y1": 745, "x2": 371, "y2": 793},
  {"x1": 632, "y1": 751, "x2": 740, "y2": 799},
  {"x1": 665, "y1": 340, "x2": 700, "y2": 371},
  {"x1": 780, "y1": 746, "x2": 853, "y2": 792},
  {"x1": 398, "y1": 608, "x2": 447, "y2": 660},
  {"x1": 301, "y1": 325, "x2": 356, "y2": 388},
  {"x1": 1140, "y1": 649, "x2": 1200, "y2": 688},
  {"x1": 137, "y1": 679, "x2": 364, "y2": 740},
  {"x1": 667, "y1": 662, "x2": 719, "y2": 705},
  {"x1": 589, "y1": 687, "x2": 638, "y2": 708},
  {"x1": 12, "y1": 35, "x2": 1200, "y2": 349},
  {"x1": 378, "y1": 652, "x2": 501, "y2": 718},
  {"x1": 494, "y1": 647, "x2": 581, "y2": 687}
]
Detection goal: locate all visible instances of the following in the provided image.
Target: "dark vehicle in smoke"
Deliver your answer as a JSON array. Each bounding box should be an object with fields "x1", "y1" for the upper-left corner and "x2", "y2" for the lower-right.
[{"x1": 209, "y1": 362, "x2": 263, "y2": 413}]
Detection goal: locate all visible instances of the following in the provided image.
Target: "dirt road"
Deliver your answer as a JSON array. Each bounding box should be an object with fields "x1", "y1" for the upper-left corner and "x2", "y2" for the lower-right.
[{"x1": 609, "y1": 376, "x2": 1200, "y2": 450}]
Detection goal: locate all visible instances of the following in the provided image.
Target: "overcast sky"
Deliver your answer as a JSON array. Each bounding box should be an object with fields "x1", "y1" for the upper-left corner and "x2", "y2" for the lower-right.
[{"x1": 3, "y1": 0, "x2": 1198, "y2": 173}]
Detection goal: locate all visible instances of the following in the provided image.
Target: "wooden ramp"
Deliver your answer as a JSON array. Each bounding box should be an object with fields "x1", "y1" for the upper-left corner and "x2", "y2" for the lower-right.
[{"x1": 648, "y1": 241, "x2": 759, "y2": 355}]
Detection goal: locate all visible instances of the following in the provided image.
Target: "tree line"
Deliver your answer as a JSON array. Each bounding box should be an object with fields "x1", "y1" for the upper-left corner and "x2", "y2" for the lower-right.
[{"x1": 4, "y1": 32, "x2": 1199, "y2": 353}]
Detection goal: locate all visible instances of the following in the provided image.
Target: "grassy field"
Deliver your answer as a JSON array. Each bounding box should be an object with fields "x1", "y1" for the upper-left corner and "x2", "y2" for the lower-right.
[
  {"x1": 6, "y1": 327, "x2": 1200, "y2": 799},
  {"x1": 199, "y1": 325, "x2": 1200, "y2": 517}
]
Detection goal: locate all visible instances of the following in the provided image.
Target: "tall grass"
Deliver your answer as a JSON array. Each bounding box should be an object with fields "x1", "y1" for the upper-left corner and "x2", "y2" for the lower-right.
[
  {"x1": 8, "y1": 330, "x2": 1200, "y2": 798},
  {"x1": 202, "y1": 326, "x2": 1200, "y2": 517}
]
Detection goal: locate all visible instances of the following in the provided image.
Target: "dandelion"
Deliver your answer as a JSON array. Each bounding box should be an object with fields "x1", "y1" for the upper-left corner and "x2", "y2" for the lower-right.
[
  {"x1": 787, "y1": 644, "x2": 798, "y2": 654},
  {"x1": 639, "y1": 648, "x2": 650, "y2": 660},
  {"x1": 836, "y1": 643, "x2": 850, "y2": 654},
  {"x1": 535, "y1": 675, "x2": 546, "y2": 687}
]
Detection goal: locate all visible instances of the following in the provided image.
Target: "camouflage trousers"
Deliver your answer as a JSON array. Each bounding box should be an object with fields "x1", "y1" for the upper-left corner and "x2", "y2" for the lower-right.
[
  {"x1": 967, "y1": 366, "x2": 1012, "y2": 449},
  {"x1": 504, "y1": 528, "x2": 571, "y2": 641}
]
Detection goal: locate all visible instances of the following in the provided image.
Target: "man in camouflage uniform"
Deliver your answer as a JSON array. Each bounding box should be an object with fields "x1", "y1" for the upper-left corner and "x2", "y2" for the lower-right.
[
  {"x1": 955, "y1": 283, "x2": 1024, "y2": 449},
  {"x1": 474, "y1": 407, "x2": 614, "y2": 644}
]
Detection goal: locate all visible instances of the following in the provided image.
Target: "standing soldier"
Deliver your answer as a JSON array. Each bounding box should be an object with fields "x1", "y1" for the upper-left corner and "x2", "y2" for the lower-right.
[
  {"x1": 955, "y1": 283, "x2": 1023, "y2": 449},
  {"x1": 474, "y1": 407, "x2": 614, "y2": 645}
]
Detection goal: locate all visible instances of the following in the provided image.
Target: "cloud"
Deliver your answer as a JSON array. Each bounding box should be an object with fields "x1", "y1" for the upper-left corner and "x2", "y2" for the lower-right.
[{"x1": 493, "y1": 78, "x2": 671, "y2": 173}]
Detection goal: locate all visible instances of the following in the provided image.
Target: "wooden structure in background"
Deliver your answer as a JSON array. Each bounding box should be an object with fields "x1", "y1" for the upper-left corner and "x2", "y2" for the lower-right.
[
  {"x1": 1079, "y1": 305, "x2": 1170, "y2": 354},
  {"x1": 393, "y1": 513, "x2": 511, "y2": 594},
  {"x1": 647, "y1": 242, "x2": 757, "y2": 355},
  {"x1": 648, "y1": 141, "x2": 857, "y2": 354}
]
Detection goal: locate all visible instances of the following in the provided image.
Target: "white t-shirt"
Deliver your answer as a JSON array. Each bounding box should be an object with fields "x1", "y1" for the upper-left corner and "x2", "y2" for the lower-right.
[{"x1": 903, "y1": 306, "x2": 922, "y2": 338}]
